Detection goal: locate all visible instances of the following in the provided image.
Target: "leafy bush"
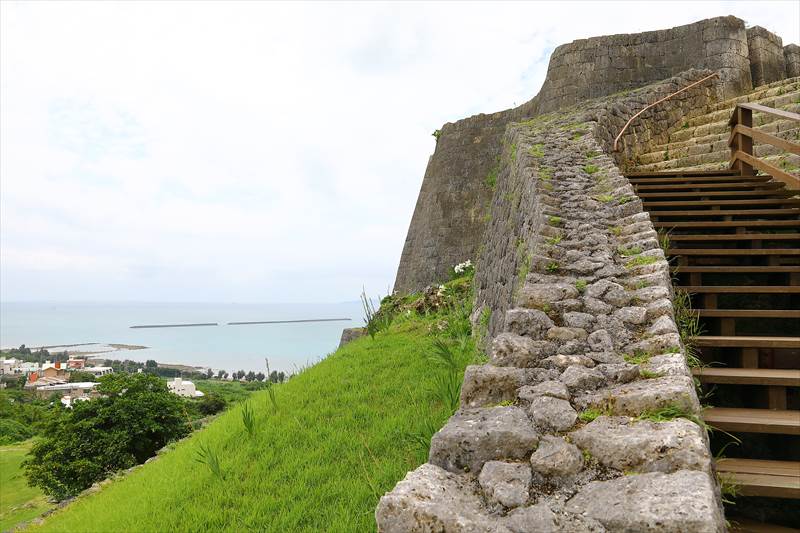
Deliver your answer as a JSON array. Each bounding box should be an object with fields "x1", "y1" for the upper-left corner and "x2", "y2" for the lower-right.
[
  {"x1": 196, "y1": 393, "x2": 226, "y2": 415},
  {"x1": 0, "y1": 418, "x2": 34, "y2": 445},
  {"x1": 23, "y1": 373, "x2": 189, "y2": 500}
]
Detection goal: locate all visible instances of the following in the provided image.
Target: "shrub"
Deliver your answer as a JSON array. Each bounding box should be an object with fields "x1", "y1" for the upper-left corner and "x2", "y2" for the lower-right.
[
  {"x1": 0, "y1": 418, "x2": 34, "y2": 445},
  {"x1": 197, "y1": 393, "x2": 226, "y2": 416}
]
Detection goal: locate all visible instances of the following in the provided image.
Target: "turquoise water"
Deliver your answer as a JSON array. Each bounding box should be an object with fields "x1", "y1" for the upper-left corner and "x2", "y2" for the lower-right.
[{"x1": 0, "y1": 302, "x2": 364, "y2": 374}]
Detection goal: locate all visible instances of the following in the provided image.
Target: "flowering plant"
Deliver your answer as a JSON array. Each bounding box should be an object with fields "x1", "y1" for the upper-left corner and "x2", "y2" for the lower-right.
[{"x1": 453, "y1": 260, "x2": 473, "y2": 275}]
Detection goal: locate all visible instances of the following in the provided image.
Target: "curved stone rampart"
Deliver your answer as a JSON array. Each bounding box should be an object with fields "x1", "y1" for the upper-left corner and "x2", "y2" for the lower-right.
[
  {"x1": 377, "y1": 74, "x2": 726, "y2": 532},
  {"x1": 394, "y1": 16, "x2": 796, "y2": 295}
]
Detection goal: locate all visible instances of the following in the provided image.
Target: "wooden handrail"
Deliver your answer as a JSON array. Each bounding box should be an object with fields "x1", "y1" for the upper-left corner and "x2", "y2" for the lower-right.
[
  {"x1": 729, "y1": 102, "x2": 800, "y2": 189},
  {"x1": 613, "y1": 72, "x2": 719, "y2": 152}
]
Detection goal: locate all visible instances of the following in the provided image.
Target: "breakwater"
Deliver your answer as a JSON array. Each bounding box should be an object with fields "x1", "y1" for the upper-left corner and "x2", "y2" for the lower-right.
[{"x1": 130, "y1": 318, "x2": 351, "y2": 329}]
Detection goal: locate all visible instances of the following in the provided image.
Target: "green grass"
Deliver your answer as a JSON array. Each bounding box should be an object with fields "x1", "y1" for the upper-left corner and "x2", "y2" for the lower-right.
[
  {"x1": 27, "y1": 312, "x2": 473, "y2": 532},
  {"x1": 625, "y1": 255, "x2": 658, "y2": 268},
  {"x1": 617, "y1": 245, "x2": 642, "y2": 257},
  {"x1": 0, "y1": 440, "x2": 54, "y2": 531},
  {"x1": 528, "y1": 144, "x2": 544, "y2": 158},
  {"x1": 583, "y1": 164, "x2": 600, "y2": 174}
]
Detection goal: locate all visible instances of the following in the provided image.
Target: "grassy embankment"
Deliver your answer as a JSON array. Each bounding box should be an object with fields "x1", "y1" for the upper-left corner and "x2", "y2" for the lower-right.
[
  {"x1": 27, "y1": 276, "x2": 480, "y2": 532},
  {"x1": 0, "y1": 440, "x2": 54, "y2": 531}
]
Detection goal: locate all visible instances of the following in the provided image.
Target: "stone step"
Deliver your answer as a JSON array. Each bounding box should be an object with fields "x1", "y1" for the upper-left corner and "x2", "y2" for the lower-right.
[
  {"x1": 639, "y1": 124, "x2": 800, "y2": 166},
  {"x1": 637, "y1": 141, "x2": 792, "y2": 167},
  {"x1": 634, "y1": 153, "x2": 800, "y2": 173},
  {"x1": 708, "y1": 77, "x2": 800, "y2": 113},
  {"x1": 663, "y1": 119, "x2": 799, "y2": 155},
  {"x1": 667, "y1": 103, "x2": 800, "y2": 143},
  {"x1": 685, "y1": 91, "x2": 800, "y2": 129}
]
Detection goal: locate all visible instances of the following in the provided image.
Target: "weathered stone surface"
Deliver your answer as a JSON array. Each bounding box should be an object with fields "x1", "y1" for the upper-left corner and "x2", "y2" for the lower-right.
[
  {"x1": 612, "y1": 306, "x2": 648, "y2": 325},
  {"x1": 546, "y1": 326, "x2": 588, "y2": 341},
  {"x1": 576, "y1": 375, "x2": 700, "y2": 416},
  {"x1": 540, "y1": 354, "x2": 595, "y2": 370},
  {"x1": 375, "y1": 463, "x2": 496, "y2": 532},
  {"x1": 586, "y1": 279, "x2": 630, "y2": 307},
  {"x1": 565, "y1": 471, "x2": 725, "y2": 532},
  {"x1": 587, "y1": 329, "x2": 615, "y2": 352},
  {"x1": 338, "y1": 327, "x2": 365, "y2": 348},
  {"x1": 562, "y1": 311, "x2": 595, "y2": 330},
  {"x1": 505, "y1": 308, "x2": 555, "y2": 337},
  {"x1": 460, "y1": 365, "x2": 529, "y2": 408},
  {"x1": 647, "y1": 314, "x2": 679, "y2": 336},
  {"x1": 520, "y1": 283, "x2": 579, "y2": 309},
  {"x1": 644, "y1": 353, "x2": 691, "y2": 377},
  {"x1": 528, "y1": 396, "x2": 577, "y2": 432},
  {"x1": 429, "y1": 407, "x2": 539, "y2": 474},
  {"x1": 560, "y1": 365, "x2": 605, "y2": 392},
  {"x1": 571, "y1": 416, "x2": 712, "y2": 473},
  {"x1": 519, "y1": 380, "x2": 570, "y2": 401},
  {"x1": 595, "y1": 363, "x2": 640, "y2": 384},
  {"x1": 478, "y1": 461, "x2": 532, "y2": 508},
  {"x1": 748, "y1": 26, "x2": 785, "y2": 86},
  {"x1": 490, "y1": 333, "x2": 556, "y2": 367},
  {"x1": 502, "y1": 504, "x2": 558, "y2": 532},
  {"x1": 786, "y1": 44, "x2": 800, "y2": 78},
  {"x1": 529, "y1": 435, "x2": 584, "y2": 479}
]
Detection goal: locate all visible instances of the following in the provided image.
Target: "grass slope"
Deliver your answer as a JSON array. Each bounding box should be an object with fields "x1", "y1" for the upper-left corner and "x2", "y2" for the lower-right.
[
  {"x1": 1, "y1": 440, "x2": 53, "y2": 531},
  {"x1": 30, "y1": 310, "x2": 473, "y2": 532}
]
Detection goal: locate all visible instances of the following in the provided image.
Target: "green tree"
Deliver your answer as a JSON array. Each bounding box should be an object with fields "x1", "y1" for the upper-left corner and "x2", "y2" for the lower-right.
[
  {"x1": 68, "y1": 371, "x2": 96, "y2": 383},
  {"x1": 23, "y1": 373, "x2": 189, "y2": 500},
  {"x1": 196, "y1": 393, "x2": 226, "y2": 415}
]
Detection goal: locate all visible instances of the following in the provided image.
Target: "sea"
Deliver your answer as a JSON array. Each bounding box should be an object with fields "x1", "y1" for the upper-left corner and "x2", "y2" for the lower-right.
[{"x1": 0, "y1": 301, "x2": 364, "y2": 374}]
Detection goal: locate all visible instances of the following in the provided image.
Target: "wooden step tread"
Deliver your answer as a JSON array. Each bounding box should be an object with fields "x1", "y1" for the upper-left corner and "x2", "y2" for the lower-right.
[
  {"x1": 682, "y1": 285, "x2": 800, "y2": 293},
  {"x1": 730, "y1": 516, "x2": 800, "y2": 532},
  {"x1": 650, "y1": 208, "x2": 800, "y2": 217},
  {"x1": 655, "y1": 220, "x2": 800, "y2": 228},
  {"x1": 716, "y1": 458, "x2": 800, "y2": 499},
  {"x1": 629, "y1": 175, "x2": 772, "y2": 184},
  {"x1": 703, "y1": 407, "x2": 800, "y2": 435},
  {"x1": 638, "y1": 190, "x2": 796, "y2": 198},
  {"x1": 644, "y1": 199, "x2": 800, "y2": 207},
  {"x1": 634, "y1": 181, "x2": 783, "y2": 190},
  {"x1": 625, "y1": 170, "x2": 742, "y2": 177},
  {"x1": 696, "y1": 309, "x2": 800, "y2": 318},
  {"x1": 668, "y1": 248, "x2": 800, "y2": 255},
  {"x1": 692, "y1": 367, "x2": 800, "y2": 386},
  {"x1": 672, "y1": 266, "x2": 800, "y2": 273},
  {"x1": 669, "y1": 233, "x2": 800, "y2": 240},
  {"x1": 694, "y1": 335, "x2": 800, "y2": 348}
]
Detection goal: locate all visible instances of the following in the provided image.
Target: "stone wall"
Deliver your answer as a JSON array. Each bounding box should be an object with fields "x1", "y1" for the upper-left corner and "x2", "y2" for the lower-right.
[
  {"x1": 393, "y1": 108, "x2": 524, "y2": 293},
  {"x1": 534, "y1": 16, "x2": 750, "y2": 115},
  {"x1": 394, "y1": 16, "x2": 759, "y2": 294},
  {"x1": 785, "y1": 44, "x2": 800, "y2": 78},
  {"x1": 474, "y1": 70, "x2": 719, "y2": 338},
  {"x1": 377, "y1": 95, "x2": 725, "y2": 531},
  {"x1": 747, "y1": 26, "x2": 786, "y2": 87}
]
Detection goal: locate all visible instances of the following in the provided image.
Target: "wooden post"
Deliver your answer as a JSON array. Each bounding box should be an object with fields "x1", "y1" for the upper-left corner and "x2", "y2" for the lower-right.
[{"x1": 733, "y1": 107, "x2": 755, "y2": 176}]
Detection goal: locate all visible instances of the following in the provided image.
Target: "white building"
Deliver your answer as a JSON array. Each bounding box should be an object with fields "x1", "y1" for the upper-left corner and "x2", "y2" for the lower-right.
[
  {"x1": 83, "y1": 366, "x2": 113, "y2": 378},
  {"x1": 167, "y1": 377, "x2": 204, "y2": 398},
  {"x1": 1, "y1": 358, "x2": 19, "y2": 375}
]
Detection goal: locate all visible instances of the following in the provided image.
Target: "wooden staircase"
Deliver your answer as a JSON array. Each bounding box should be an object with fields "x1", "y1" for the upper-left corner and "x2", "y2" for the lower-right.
[{"x1": 628, "y1": 165, "x2": 800, "y2": 524}]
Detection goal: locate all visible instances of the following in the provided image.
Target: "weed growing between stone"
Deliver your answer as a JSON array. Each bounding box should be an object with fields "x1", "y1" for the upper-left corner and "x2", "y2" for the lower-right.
[{"x1": 625, "y1": 255, "x2": 658, "y2": 268}]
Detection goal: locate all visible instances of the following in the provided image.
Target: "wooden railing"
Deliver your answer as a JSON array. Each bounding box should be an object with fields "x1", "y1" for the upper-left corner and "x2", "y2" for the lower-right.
[
  {"x1": 729, "y1": 102, "x2": 800, "y2": 188},
  {"x1": 613, "y1": 72, "x2": 718, "y2": 152}
]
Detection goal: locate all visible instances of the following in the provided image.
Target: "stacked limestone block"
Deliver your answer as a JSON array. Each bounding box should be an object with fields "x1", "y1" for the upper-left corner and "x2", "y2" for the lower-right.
[
  {"x1": 784, "y1": 44, "x2": 800, "y2": 79},
  {"x1": 376, "y1": 109, "x2": 725, "y2": 532},
  {"x1": 747, "y1": 26, "x2": 786, "y2": 87}
]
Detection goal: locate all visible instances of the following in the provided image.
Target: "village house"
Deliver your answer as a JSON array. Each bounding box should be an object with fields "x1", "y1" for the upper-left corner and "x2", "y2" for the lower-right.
[
  {"x1": 167, "y1": 377, "x2": 204, "y2": 398},
  {"x1": 34, "y1": 381, "x2": 99, "y2": 400}
]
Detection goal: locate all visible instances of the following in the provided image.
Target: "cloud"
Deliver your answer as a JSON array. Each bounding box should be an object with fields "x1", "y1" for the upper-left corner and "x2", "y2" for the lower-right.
[{"x1": 2, "y1": 1, "x2": 798, "y2": 302}]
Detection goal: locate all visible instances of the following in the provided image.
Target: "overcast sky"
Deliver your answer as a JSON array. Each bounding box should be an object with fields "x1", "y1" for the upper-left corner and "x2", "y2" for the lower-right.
[{"x1": 2, "y1": 1, "x2": 798, "y2": 303}]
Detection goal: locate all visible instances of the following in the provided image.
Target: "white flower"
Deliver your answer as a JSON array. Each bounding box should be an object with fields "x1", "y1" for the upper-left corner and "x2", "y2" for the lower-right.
[{"x1": 454, "y1": 259, "x2": 473, "y2": 274}]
